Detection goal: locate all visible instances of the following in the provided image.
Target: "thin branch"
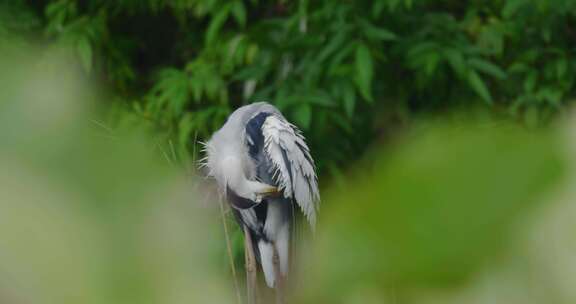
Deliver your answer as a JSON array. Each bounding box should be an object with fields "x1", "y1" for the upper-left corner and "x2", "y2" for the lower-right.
[
  {"x1": 168, "y1": 139, "x2": 177, "y2": 163},
  {"x1": 192, "y1": 131, "x2": 198, "y2": 163},
  {"x1": 245, "y1": 227, "x2": 259, "y2": 304},
  {"x1": 155, "y1": 139, "x2": 174, "y2": 166},
  {"x1": 219, "y1": 199, "x2": 243, "y2": 304},
  {"x1": 89, "y1": 118, "x2": 114, "y2": 134}
]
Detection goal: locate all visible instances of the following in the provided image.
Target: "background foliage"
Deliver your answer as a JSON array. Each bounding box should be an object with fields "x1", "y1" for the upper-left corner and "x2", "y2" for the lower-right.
[{"x1": 4, "y1": 0, "x2": 576, "y2": 178}]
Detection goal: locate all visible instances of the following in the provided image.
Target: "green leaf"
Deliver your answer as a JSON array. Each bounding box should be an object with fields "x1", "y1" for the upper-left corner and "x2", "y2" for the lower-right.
[
  {"x1": 367, "y1": 27, "x2": 397, "y2": 41},
  {"x1": 469, "y1": 58, "x2": 507, "y2": 80},
  {"x1": 423, "y1": 52, "x2": 440, "y2": 76},
  {"x1": 508, "y1": 62, "x2": 529, "y2": 74},
  {"x1": 407, "y1": 42, "x2": 438, "y2": 58},
  {"x1": 76, "y1": 37, "x2": 92, "y2": 73},
  {"x1": 246, "y1": 44, "x2": 258, "y2": 64},
  {"x1": 536, "y1": 87, "x2": 562, "y2": 106},
  {"x1": 503, "y1": 0, "x2": 527, "y2": 18},
  {"x1": 206, "y1": 5, "x2": 230, "y2": 44},
  {"x1": 230, "y1": 1, "x2": 246, "y2": 27},
  {"x1": 152, "y1": 68, "x2": 189, "y2": 114},
  {"x1": 372, "y1": 1, "x2": 386, "y2": 18},
  {"x1": 443, "y1": 48, "x2": 466, "y2": 76},
  {"x1": 319, "y1": 123, "x2": 563, "y2": 290},
  {"x1": 360, "y1": 20, "x2": 397, "y2": 41},
  {"x1": 467, "y1": 70, "x2": 493, "y2": 104},
  {"x1": 178, "y1": 113, "x2": 195, "y2": 148},
  {"x1": 308, "y1": 91, "x2": 336, "y2": 107},
  {"x1": 524, "y1": 72, "x2": 537, "y2": 93},
  {"x1": 294, "y1": 103, "x2": 312, "y2": 129},
  {"x1": 343, "y1": 86, "x2": 356, "y2": 118},
  {"x1": 318, "y1": 31, "x2": 347, "y2": 63},
  {"x1": 332, "y1": 112, "x2": 354, "y2": 134},
  {"x1": 354, "y1": 43, "x2": 374, "y2": 103},
  {"x1": 556, "y1": 59, "x2": 567, "y2": 79}
]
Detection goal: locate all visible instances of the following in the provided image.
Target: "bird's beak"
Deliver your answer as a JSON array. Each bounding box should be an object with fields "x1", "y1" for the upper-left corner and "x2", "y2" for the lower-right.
[{"x1": 259, "y1": 186, "x2": 281, "y2": 198}]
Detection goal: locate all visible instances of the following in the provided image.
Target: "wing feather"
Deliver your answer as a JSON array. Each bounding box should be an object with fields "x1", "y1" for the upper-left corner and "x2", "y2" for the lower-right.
[{"x1": 262, "y1": 114, "x2": 320, "y2": 227}]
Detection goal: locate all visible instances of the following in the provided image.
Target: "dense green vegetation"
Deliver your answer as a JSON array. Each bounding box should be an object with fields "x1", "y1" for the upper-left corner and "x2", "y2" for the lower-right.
[{"x1": 3, "y1": 0, "x2": 576, "y2": 177}]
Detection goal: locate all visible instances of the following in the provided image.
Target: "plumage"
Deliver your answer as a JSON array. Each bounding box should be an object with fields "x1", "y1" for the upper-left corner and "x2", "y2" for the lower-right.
[{"x1": 203, "y1": 102, "x2": 320, "y2": 288}]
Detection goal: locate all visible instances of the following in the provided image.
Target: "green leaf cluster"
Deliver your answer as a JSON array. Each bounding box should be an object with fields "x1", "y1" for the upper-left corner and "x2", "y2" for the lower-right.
[{"x1": 4, "y1": 0, "x2": 576, "y2": 175}]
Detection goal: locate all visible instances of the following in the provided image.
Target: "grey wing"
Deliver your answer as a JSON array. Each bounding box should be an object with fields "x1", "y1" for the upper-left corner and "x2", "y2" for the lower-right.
[{"x1": 261, "y1": 114, "x2": 320, "y2": 228}]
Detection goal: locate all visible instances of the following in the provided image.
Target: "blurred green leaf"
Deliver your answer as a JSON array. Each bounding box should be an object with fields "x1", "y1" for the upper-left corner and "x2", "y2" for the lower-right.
[
  {"x1": 230, "y1": 1, "x2": 246, "y2": 27},
  {"x1": 354, "y1": 43, "x2": 374, "y2": 103},
  {"x1": 206, "y1": 5, "x2": 230, "y2": 44},
  {"x1": 469, "y1": 58, "x2": 507, "y2": 80},
  {"x1": 524, "y1": 72, "x2": 538, "y2": 93},
  {"x1": 343, "y1": 86, "x2": 356, "y2": 118},
  {"x1": 302, "y1": 123, "x2": 564, "y2": 302},
  {"x1": 294, "y1": 103, "x2": 312, "y2": 130},
  {"x1": 443, "y1": 48, "x2": 466, "y2": 76},
  {"x1": 76, "y1": 36, "x2": 92, "y2": 73},
  {"x1": 503, "y1": 0, "x2": 528, "y2": 18},
  {"x1": 467, "y1": 70, "x2": 493, "y2": 104},
  {"x1": 359, "y1": 19, "x2": 397, "y2": 41}
]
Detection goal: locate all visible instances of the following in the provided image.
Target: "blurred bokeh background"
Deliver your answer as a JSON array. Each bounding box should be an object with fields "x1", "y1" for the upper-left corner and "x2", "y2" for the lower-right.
[{"x1": 2, "y1": 0, "x2": 576, "y2": 303}]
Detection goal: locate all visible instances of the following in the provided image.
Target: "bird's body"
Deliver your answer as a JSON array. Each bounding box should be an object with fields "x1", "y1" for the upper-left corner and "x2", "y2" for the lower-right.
[{"x1": 203, "y1": 102, "x2": 319, "y2": 289}]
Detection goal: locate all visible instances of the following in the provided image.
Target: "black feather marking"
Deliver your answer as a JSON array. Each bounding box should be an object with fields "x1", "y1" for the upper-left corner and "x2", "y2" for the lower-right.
[
  {"x1": 230, "y1": 208, "x2": 265, "y2": 262},
  {"x1": 246, "y1": 112, "x2": 272, "y2": 160},
  {"x1": 226, "y1": 186, "x2": 259, "y2": 209},
  {"x1": 254, "y1": 200, "x2": 268, "y2": 224},
  {"x1": 296, "y1": 141, "x2": 314, "y2": 166},
  {"x1": 232, "y1": 209, "x2": 269, "y2": 240},
  {"x1": 280, "y1": 147, "x2": 294, "y2": 192}
]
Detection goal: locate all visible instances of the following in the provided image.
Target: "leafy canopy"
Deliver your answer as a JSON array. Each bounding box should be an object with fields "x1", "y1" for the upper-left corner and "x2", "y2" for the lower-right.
[{"x1": 3, "y1": 0, "x2": 576, "y2": 176}]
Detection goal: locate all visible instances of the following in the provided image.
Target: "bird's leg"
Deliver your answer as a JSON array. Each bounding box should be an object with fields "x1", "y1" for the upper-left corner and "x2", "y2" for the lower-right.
[
  {"x1": 244, "y1": 227, "x2": 259, "y2": 304},
  {"x1": 273, "y1": 248, "x2": 285, "y2": 304}
]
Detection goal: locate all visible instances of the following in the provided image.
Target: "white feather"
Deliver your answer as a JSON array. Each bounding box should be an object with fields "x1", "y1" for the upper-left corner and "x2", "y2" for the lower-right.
[
  {"x1": 258, "y1": 241, "x2": 276, "y2": 288},
  {"x1": 262, "y1": 115, "x2": 320, "y2": 228},
  {"x1": 276, "y1": 224, "x2": 290, "y2": 275}
]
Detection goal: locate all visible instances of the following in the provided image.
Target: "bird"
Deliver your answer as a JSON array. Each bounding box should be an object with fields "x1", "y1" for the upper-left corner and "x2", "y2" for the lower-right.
[{"x1": 201, "y1": 102, "x2": 320, "y2": 292}]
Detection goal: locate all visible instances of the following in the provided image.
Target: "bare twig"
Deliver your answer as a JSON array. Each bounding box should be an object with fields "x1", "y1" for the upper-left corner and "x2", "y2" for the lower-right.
[
  {"x1": 168, "y1": 139, "x2": 178, "y2": 163},
  {"x1": 155, "y1": 139, "x2": 173, "y2": 166},
  {"x1": 192, "y1": 131, "x2": 198, "y2": 162},
  {"x1": 89, "y1": 118, "x2": 114, "y2": 134},
  {"x1": 219, "y1": 200, "x2": 243, "y2": 304},
  {"x1": 273, "y1": 248, "x2": 285, "y2": 304},
  {"x1": 244, "y1": 227, "x2": 259, "y2": 304}
]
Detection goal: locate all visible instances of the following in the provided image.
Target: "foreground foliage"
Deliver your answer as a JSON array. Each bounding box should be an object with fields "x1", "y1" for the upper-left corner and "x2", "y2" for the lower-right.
[{"x1": 1, "y1": 51, "x2": 574, "y2": 304}]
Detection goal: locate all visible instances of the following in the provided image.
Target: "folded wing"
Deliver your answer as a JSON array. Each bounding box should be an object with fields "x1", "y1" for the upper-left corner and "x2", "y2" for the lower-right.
[{"x1": 261, "y1": 114, "x2": 320, "y2": 227}]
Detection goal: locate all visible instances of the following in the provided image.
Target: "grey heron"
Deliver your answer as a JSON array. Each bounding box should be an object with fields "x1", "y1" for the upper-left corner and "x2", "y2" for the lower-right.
[{"x1": 202, "y1": 102, "x2": 320, "y2": 294}]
